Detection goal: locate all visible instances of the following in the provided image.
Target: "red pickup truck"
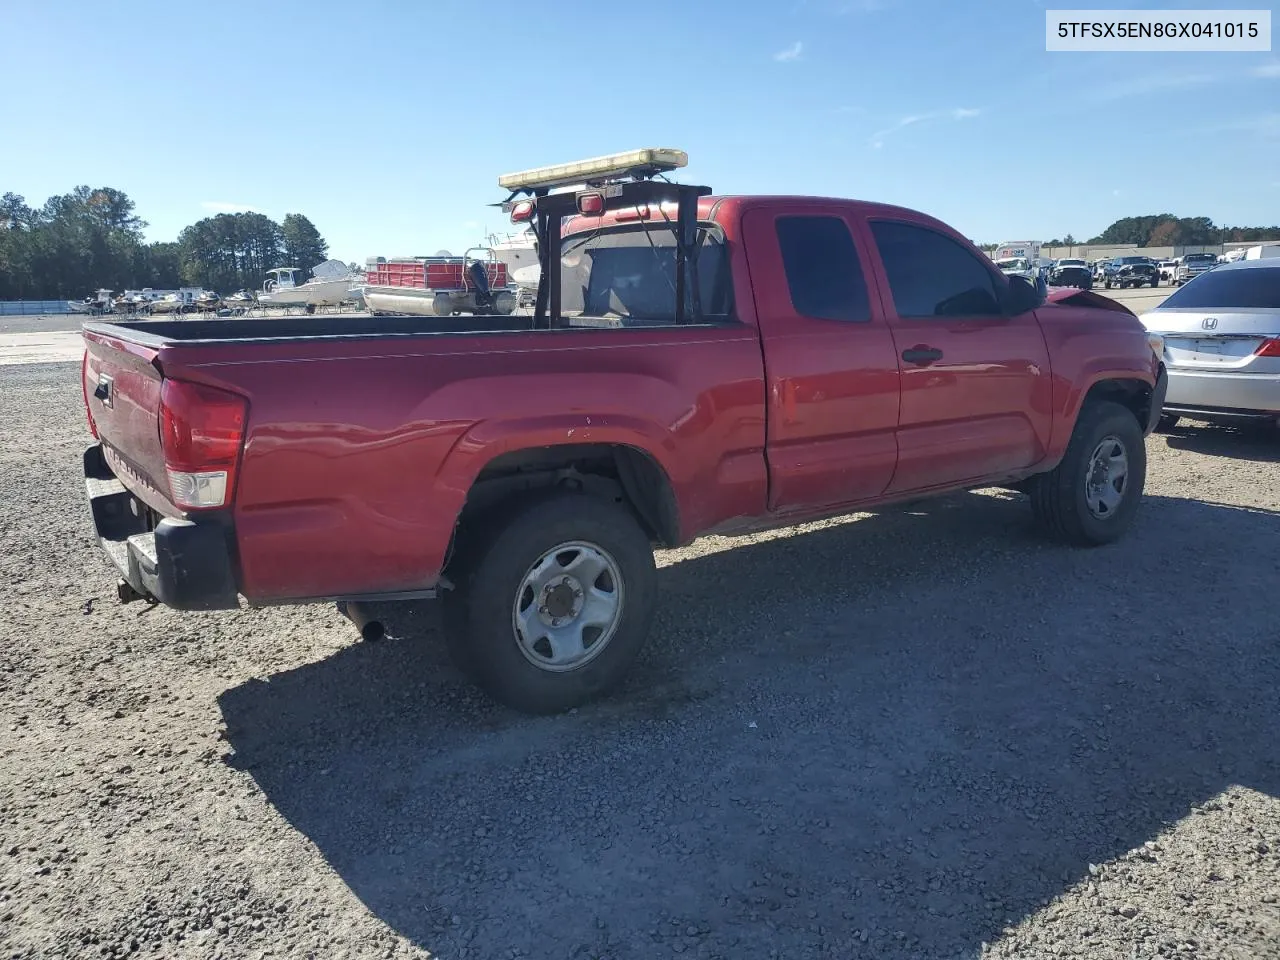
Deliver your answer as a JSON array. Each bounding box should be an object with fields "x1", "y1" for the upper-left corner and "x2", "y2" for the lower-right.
[{"x1": 81, "y1": 155, "x2": 1167, "y2": 713}]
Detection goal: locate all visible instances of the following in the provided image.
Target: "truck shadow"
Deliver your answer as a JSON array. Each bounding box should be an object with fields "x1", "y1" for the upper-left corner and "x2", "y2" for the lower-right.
[
  {"x1": 1160, "y1": 421, "x2": 1280, "y2": 463},
  {"x1": 218, "y1": 492, "x2": 1280, "y2": 960}
]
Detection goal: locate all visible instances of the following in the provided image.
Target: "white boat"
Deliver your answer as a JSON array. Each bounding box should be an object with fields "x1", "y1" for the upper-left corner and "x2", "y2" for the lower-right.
[
  {"x1": 257, "y1": 259, "x2": 354, "y2": 307},
  {"x1": 487, "y1": 229, "x2": 539, "y2": 291},
  {"x1": 148, "y1": 288, "x2": 209, "y2": 314},
  {"x1": 67, "y1": 289, "x2": 114, "y2": 315}
]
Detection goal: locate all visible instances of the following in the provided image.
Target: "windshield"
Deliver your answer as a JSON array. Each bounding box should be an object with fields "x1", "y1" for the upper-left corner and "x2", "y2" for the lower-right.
[
  {"x1": 1158, "y1": 266, "x2": 1280, "y2": 309},
  {"x1": 1057, "y1": 260, "x2": 1086, "y2": 268},
  {"x1": 559, "y1": 223, "x2": 733, "y2": 324},
  {"x1": 1120, "y1": 257, "x2": 1149, "y2": 265},
  {"x1": 996, "y1": 258, "x2": 1028, "y2": 271},
  {"x1": 1184, "y1": 253, "x2": 1216, "y2": 263}
]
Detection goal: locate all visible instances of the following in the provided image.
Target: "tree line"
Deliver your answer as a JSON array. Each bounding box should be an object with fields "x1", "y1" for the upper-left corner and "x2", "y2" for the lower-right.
[
  {"x1": 1045, "y1": 215, "x2": 1280, "y2": 248},
  {"x1": 0, "y1": 186, "x2": 330, "y2": 300}
]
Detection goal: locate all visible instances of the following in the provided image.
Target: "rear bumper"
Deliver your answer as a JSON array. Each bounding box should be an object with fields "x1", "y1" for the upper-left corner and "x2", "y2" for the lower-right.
[
  {"x1": 1163, "y1": 369, "x2": 1280, "y2": 418},
  {"x1": 84, "y1": 444, "x2": 240, "y2": 610}
]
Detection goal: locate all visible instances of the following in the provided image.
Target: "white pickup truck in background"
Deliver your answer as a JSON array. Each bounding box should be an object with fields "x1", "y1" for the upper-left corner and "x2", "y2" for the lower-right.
[{"x1": 1173, "y1": 253, "x2": 1218, "y2": 285}]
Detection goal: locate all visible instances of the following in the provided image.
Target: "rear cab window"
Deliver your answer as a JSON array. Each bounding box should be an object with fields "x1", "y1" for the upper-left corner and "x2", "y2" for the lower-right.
[
  {"x1": 774, "y1": 215, "x2": 871, "y2": 321},
  {"x1": 1160, "y1": 267, "x2": 1280, "y2": 309},
  {"x1": 559, "y1": 223, "x2": 734, "y2": 326}
]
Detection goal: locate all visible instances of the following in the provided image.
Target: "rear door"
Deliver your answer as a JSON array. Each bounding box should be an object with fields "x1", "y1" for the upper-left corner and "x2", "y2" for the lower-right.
[
  {"x1": 862, "y1": 217, "x2": 1053, "y2": 494},
  {"x1": 743, "y1": 205, "x2": 900, "y2": 514}
]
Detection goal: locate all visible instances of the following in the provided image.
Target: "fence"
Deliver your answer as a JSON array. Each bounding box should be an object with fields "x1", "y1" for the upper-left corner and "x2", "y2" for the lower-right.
[{"x1": 0, "y1": 300, "x2": 72, "y2": 316}]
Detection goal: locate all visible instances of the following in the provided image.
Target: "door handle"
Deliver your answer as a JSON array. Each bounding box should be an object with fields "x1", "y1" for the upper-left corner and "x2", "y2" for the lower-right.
[{"x1": 901, "y1": 346, "x2": 943, "y2": 366}]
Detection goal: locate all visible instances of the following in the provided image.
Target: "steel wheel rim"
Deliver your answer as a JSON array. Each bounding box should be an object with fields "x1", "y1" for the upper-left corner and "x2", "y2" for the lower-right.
[
  {"x1": 511, "y1": 540, "x2": 624, "y2": 673},
  {"x1": 1084, "y1": 435, "x2": 1129, "y2": 520}
]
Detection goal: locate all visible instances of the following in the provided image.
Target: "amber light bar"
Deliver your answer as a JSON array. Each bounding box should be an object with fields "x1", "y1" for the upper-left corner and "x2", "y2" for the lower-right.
[{"x1": 498, "y1": 148, "x2": 689, "y2": 191}]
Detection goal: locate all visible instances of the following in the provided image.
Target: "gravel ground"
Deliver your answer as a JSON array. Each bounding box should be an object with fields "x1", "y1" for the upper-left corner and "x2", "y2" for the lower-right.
[{"x1": 1, "y1": 360, "x2": 1278, "y2": 960}]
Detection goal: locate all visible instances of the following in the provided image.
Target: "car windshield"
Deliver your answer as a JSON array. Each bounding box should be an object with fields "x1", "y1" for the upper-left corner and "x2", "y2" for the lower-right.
[
  {"x1": 996, "y1": 258, "x2": 1028, "y2": 270},
  {"x1": 1184, "y1": 253, "x2": 1216, "y2": 263},
  {"x1": 1158, "y1": 266, "x2": 1280, "y2": 309},
  {"x1": 558, "y1": 223, "x2": 733, "y2": 324},
  {"x1": 1120, "y1": 257, "x2": 1149, "y2": 265},
  {"x1": 1058, "y1": 260, "x2": 1086, "y2": 268}
]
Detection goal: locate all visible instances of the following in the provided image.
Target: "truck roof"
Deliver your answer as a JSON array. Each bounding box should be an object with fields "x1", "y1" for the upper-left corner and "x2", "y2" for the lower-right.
[{"x1": 562, "y1": 195, "x2": 968, "y2": 239}]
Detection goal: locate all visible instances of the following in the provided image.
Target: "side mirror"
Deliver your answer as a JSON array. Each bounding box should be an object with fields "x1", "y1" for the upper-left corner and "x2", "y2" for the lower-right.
[{"x1": 1003, "y1": 274, "x2": 1046, "y2": 315}]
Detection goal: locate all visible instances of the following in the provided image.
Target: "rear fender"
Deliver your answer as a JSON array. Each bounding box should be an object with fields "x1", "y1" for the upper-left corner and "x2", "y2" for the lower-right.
[{"x1": 434, "y1": 413, "x2": 685, "y2": 527}]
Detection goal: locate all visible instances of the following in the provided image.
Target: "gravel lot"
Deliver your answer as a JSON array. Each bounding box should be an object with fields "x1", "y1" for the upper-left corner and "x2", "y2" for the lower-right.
[{"x1": 1, "y1": 355, "x2": 1278, "y2": 960}]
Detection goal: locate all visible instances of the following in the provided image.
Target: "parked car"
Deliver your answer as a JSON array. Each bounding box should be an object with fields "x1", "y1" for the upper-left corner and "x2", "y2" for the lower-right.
[
  {"x1": 78, "y1": 151, "x2": 1167, "y2": 713},
  {"x1": 1050, "y1": 261, "x2": 1093, "y2": 289},
  {"x1": 1095, "y1": 259, "x2": 1121, "y2": 284},
  {"x1": 1139, "y1": 259, "x2": 1280, "y2": 428},
  {"x1": 1174, "y1": 252, "x2": 1218, "y2": 286},
  {"x1": 1158, "y1": 260, "x2": 1178, "y2": 282},
  {"x1": 1106, "y1": 257, "x2": 1160, "y2": 289},
  {"x1": 994, "y1": 256, "x2": 1038, "y2": 281}
]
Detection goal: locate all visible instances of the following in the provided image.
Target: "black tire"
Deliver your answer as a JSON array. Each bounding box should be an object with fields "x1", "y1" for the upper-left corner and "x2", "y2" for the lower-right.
[
  {"x1": 1104, "y1": 279, "x2": 1113, "y2": 289},
  {"x1": 1155, "y1": 413, "x2": 1180, "y2": 433},
  {"x1": 1150, "y1": 277, "x2": 1159, "y2": 288},
  {"x1": 1029, "y1": 400, "x2": 1146, "y2": 546},
  {"x1": 441, "y1": 491, "x2": 657, "y2": 714}
]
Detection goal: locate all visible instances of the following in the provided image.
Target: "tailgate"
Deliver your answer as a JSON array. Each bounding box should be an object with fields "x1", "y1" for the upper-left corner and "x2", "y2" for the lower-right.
[{"x1": 82, "y1": 329, "x2": 173, "y2": 513}]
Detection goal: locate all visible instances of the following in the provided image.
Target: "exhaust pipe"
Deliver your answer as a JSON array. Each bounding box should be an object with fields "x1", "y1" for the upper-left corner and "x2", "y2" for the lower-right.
[{"x1": 336, "y1": 601, "x2": 385, "y2": 642}]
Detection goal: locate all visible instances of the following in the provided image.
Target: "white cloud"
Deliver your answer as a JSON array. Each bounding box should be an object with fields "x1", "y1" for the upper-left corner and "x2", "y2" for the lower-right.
[
  {"x1": 201, "y1": 201, "x2": 258, "y2": 213},
  {"x1": 773, "y1": 41, "x2": 803, "y2": 63},
  {"x1": 1089, "y1": 72, "x2": 1216, "y2": 101},
  {"x1": 1252, "y1": 61, "x2": 1280, "y2": 78},
  {"x1": 869, "y1": 108, "x2": 980, "y2": 148},
  {"x1": 1225, "y1": 114, "x2": 1280, "y2": 137},
  {"x1": 790, "y1": 0, "x2": 888, "y2": 13}
]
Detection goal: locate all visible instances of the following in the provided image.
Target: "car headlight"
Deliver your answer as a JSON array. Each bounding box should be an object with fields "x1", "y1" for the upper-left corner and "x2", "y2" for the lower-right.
[{"x1": 1146, "y1": 332, "x2": 1165, "y2": 360}]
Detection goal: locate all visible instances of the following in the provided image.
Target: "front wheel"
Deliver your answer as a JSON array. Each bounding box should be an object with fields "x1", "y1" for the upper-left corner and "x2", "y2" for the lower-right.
[
  {"x1": 442, "y1": 492, "x2": 657, "y2": 713},
  {"x1": 1029, "y1": 400, "x2": 1146, "y2": 546}
]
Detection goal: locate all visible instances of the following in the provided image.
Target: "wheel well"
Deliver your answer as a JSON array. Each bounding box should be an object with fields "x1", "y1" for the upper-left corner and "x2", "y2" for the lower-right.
[
  {"x1": 1081, "y1": 377, "x2": 1152, "y2": 427},
  {"x1": 459, "y1": 443, "x2": 681, "y2": 548}
]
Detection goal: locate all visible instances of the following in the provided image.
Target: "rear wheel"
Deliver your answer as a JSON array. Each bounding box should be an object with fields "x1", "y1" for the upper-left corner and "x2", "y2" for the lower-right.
[
  {"x1": 442, "y1": 492, "x2": 657, "y2": 714},
  {"x1": 1029, "y1": 400, "x2": 1146, "y2": 546}
]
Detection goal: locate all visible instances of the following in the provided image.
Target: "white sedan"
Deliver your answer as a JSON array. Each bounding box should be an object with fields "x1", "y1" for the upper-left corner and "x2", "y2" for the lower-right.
[{"x1": 1140, "y1": 259, "x2": 1280, "y2": 427}]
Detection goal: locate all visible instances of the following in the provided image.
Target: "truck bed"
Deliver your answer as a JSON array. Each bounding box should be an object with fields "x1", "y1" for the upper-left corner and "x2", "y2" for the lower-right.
[{"x1": 83, "y1": 313, "x2": 538, "y2": 345}]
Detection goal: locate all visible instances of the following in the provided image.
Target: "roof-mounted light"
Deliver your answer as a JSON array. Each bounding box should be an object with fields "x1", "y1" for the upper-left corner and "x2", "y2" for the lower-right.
[{"x1": 498, "y1": 148, "x2": 688, "y2": 191}]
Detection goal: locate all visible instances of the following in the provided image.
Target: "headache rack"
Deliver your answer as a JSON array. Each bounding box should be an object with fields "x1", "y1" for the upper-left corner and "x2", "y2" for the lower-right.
[{"x1": 496, "y1": 148, "x2": 713, "y2": 328}]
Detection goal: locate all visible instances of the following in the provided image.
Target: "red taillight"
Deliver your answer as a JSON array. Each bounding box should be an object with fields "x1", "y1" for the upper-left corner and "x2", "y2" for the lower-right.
[
  {"x1": 159, "y1": 379, "x2": 247, "y2": 510},
  {"x1": 1255, "y1": 338, "x2": 1280, "y2": 358},
  {"x1": 509, "y1": 199, "x2": 535, "y2": 223},
  {"x1": 81, "y1": 349, "x2": 98, "y2": 439},
  {"x1": 576, "y1": 192, "x2": 604, "y2": 215}
]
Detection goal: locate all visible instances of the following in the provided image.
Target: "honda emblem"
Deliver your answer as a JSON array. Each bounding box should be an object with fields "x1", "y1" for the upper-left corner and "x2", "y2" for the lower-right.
[{"x1": 1201, "y1": 317, "x2": 1218, "y2": 330}]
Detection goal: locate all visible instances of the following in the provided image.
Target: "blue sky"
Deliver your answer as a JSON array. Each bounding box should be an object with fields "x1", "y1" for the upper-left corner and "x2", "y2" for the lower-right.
[{"x1": 5, "y1": 0, "x2": 1277, "y2": 261}]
